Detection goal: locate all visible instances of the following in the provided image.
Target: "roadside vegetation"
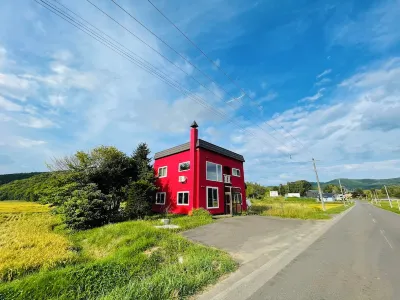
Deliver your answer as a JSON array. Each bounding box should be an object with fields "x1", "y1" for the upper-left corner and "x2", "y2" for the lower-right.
[
  {"x1": 0, "y1": 201, "x2": 235, "y2": 299},
  {"x1": 373, "y1": 201, "x2": 400, "y2": 215},
  {"x1": 250, "y1": 196, "x2": 352, "y2": 219}
]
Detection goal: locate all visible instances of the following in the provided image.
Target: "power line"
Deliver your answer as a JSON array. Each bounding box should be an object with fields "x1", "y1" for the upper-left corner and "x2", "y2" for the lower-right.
[
  {"x1": 34, "y1": 0, "x2": 294, "y2": 161},
  {"x1": 83, "y1": 0, "x2": 298, "y2": 155},
  {"x1": 104, "y1": 0, "x2": 302, "y2": 154},
  {"x1": 146, "y1": 0, "x2": 313, "y2": 156}
]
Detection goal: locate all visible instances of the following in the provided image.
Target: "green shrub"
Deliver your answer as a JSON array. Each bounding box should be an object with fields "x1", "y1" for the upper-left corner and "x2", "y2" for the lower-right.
[
  {"x1": 125, "y1": 180, "x2": 156, "y2": 219},
  {"x1": 189, "y1": 208, "x2": 211, "y2": 218},
  {"x1": 61, "y1": 184, "x2": 117, "y2": 230}
]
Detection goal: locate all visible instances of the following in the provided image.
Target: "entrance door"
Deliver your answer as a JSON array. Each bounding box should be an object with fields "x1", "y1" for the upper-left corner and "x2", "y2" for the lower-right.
[{"x1": 224, "y1": 193, "x2": 232, "y2": 215}]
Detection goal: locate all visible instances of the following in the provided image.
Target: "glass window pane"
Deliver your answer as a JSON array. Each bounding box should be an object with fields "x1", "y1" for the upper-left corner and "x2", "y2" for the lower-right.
[
  {"x1": 178, "y1": 193, "x2": 183, "y2": 204},
  {"x1": 179, "y1": 162, "x2": 190, "y2": 171},
  {"x1": 206, "y1": 162, "x2": 217, "y2": 181},
  {"x1": 216, "y1": 165, "x2": 222, "y2": 181},
  {"x1": 184, "y1": 193, "x2": 189, "y2": 204}
]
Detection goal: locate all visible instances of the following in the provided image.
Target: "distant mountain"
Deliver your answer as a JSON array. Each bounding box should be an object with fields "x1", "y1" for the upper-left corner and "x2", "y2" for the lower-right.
[
  {"x1": 0, "y1": 172, "x2": 45, "y2": 185},
  {"x1": 312, "y1": 178, "x2": 400, "y2": 190}
]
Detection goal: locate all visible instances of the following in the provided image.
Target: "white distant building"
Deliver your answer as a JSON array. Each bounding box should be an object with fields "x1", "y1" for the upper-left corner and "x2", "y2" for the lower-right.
[
  {"x1": 270, "y1": 191, "x2": 279, "y2": 197},
  {"x1": 286, "y1": 193, "x2": 301, "y2": 198}
]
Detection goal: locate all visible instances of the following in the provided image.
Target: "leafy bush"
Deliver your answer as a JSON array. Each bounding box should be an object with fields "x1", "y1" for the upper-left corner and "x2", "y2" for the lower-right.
[
  {"x1": 188, "y1": 208, "x2": 211, "y2": 218},
  {"x1": 125, "y1": 180, "x2": 156, "y2": 219},
  {"x1": 61, "y1": 184, "x2": 117, "y2": 230}
]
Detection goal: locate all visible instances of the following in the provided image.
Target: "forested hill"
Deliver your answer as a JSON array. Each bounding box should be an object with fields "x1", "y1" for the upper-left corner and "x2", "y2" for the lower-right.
[
  {"x1": 313, "y1": 178, "x2": 400, "y2": 190},
  {"x1": 0, "y1": 172, "x2": 45, "y2": 185}
]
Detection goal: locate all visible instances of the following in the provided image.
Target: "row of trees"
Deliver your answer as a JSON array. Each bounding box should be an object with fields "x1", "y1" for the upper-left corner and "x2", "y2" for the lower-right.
[
  {"x1": 0, "y1": 144, "x2": 157, "y2": 230},
  {"x1": 246, "y1": 180, "x2": 313, "y2": 199}
]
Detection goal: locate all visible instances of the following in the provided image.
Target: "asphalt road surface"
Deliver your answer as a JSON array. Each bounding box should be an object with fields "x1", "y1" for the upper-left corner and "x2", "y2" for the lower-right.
[{"x1": 249, "y1": 201, "x2": 400, "y2": 300}]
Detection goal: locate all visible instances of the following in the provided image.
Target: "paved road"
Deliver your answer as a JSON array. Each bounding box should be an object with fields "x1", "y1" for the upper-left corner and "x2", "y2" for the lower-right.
[{"x1": 249, "y1": 201, "x2": 400, "y2": 300}]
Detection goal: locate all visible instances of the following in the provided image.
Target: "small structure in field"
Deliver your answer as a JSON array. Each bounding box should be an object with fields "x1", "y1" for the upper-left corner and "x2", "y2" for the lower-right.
[{"x1": 270, "y1": 191, "x2": 279, "y2": 197}]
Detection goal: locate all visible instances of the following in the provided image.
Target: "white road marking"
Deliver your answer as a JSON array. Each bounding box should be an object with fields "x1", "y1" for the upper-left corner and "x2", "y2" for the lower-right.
[
  {"x1": 380, "y1": 230, "x2": 393, "y2": 249},
  {"x1": 372, "y1": 218, "x2": 376, "y2": 223}
]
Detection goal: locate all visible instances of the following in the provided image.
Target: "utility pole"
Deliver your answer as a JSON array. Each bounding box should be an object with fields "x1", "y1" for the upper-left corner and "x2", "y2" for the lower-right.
[
  {"x1": 338, "y1": 178, "x2": 347, "y2": 206},
  {"x1": 312, "y1": 158, "x2": 326, "y2": 211},
  {"x1": 384, "y1": 185, "x2": 393, "y2": 208},
  {"x1": 374, "y1": 190, "x2": 381, "y2": 206}
]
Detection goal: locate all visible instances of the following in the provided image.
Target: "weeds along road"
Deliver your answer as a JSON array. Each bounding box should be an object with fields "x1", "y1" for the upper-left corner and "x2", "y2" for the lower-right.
[{"x1": 249, "y1": 200, "x2": 400, "y2": 300}]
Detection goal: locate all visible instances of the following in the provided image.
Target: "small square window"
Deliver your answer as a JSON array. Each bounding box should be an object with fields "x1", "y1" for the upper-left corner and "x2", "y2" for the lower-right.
[
  {"x1": 155, "y1": 192, "x2": 166, "y2": 205},
  {"x1": 158, "y1": 166, "x2": 167, "y2": 178},
  {"x1": 177, "y1": 192, "x2": 189, "y2": 205},
  {"x1": 179, "y1": 161, "x2": 190, "y2": 172},
  {"x1": 232, "y1": 168, "x2": 240, "y2": 177}
]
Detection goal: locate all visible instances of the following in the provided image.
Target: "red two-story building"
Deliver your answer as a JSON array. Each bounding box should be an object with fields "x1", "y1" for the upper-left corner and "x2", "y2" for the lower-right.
[{"x1": 153, "y1": 121, "x2": 247, "y2": 215}]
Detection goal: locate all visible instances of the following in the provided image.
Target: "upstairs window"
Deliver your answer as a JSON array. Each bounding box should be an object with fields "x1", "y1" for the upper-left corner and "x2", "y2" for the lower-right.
[
  {"x1": 178, "y1": 161, "x2": 190, "y2": 172},
  {"x1": 158, "y1": 166, "x2": 167, "y2": 178},
  {"x1": 155, "y1": 192, "x2": 166, "y2": 205},
  {"x1": 206, "y1": 161, "x2": 222, "y2": 182},
  {"x1": 232, "y1": 168, "x2": 241, "y2": 177},
  {"x1": 177, "y1": 191, "x2": 189, "y2": 205}
]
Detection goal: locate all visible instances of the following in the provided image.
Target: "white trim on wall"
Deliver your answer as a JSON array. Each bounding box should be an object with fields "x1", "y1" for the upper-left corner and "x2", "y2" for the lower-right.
[
  {"x1": 206, "y1": 186, "x2": 219, "y2": 209},
  {"x1": 155, "y1": 192, "x2": 166, "y2": 205},
  {"x1": 206, "y1": 161, "x2": 222, "y2": 182},
  {"x1": 158, "y1": 166, "x2": 168, "y2": 178},
  {"x1": 177, "y1": 191, "x2": 190, "y2": 206}
]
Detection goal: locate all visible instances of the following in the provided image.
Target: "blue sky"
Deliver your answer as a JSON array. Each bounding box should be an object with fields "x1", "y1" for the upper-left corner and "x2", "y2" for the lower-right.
[{"x1": 1, "y1": 0, "x2": 400, "y2": 185}]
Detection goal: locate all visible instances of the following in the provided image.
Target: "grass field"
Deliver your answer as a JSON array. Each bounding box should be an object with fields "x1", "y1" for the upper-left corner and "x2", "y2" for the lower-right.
[
  {"x1": 0, "y1": 201, "x2": 76, "y2": 282},
  {"x1": 0, "y1": 201, "x2": 236, "y2": 300},
  {"x1": 250, "y1": 197, "x2": 352, "y2": 219},
  {"x1": 374, "y1": 201, "x2": 400, "y2": 214}
]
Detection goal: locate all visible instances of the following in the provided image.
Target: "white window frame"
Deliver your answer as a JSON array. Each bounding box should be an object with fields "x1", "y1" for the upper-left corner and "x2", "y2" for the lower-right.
[
  {"x1": 155, "y1": 192, "x2": 166, "y2": 205},
  {"x1": 206, "y1": 186, "x2": 219, "y2": 209},
  {"x1": 177, "y1": 191, "x2": 190, "y2": 206},
  {"x1": 206, "y1": 161, "x2": 222, "y2": 182},
  {"x1": 178, "y1": 161, "x2": 190, "y2": 172},
  {"x1": 232, "y1": 168, "x2": 241, "y2": 177},
  {"x1": 158, "y1": 166, "x2": 167, "y2": 178}
]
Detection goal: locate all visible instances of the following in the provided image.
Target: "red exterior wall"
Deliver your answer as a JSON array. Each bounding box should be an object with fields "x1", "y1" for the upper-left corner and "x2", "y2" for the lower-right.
[
  {"x1": 197, "y1": 148, "x2": 247, "y2": 215},
  {"x1": 152, "y1": 150, "x2": 194, "y2": 214}
]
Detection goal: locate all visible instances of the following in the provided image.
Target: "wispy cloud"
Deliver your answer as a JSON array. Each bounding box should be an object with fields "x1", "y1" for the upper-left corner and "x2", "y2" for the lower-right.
[
  {"x1": 299, "y1": 88, "x2": 325, "y2": 102},
  {"x1": 0, "y1": 95, "x2": 23, "y2": 111},
  {"x1": 317, "y1": 69, "x2": 332, "y2": 78},
  {"x1": 17, "y1": 138, "x2": 47, "y2": 148},
  {"x1": 330, "y1": 0, "x2": 400, "y2": 51},
  {"x1": 315, "y1": 77, "x2": 331, "y2": 86}
]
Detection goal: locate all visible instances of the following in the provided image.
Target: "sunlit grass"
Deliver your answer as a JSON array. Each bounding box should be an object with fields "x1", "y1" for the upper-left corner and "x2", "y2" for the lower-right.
[
  {"x1": 374, "y1": 201, "x2": 400, "y2": 214},
  {"x1": 250, "y1": 198, "x2": 351, "y2": 220},
  {"x1": 0, "y1": 201, "x2": 76, "y2": 282},
  {"x1": 0, "y1": 202, "x2": 235, "y2": 300}
]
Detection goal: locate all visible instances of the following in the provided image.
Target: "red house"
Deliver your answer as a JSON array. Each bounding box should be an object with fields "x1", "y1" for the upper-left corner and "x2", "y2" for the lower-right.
[{"x1": 153, "y1": 121, "x2": 247, "y2": 215}]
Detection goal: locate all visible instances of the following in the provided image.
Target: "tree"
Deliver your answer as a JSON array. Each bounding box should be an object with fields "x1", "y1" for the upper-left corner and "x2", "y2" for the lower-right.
[
  {"x1": 125, "y1": 180, "x2": 156, "y2": 219},
  {"x1": 352, "y1": 188, "x2": 365, "y2": 198},
  {"x1": 286, "y1": 180, "x2": 312, "y2": 196},
  {"x1": 323, "y1": 184, "x2": 340, "y2": 194},
  {"x1": 61, "y1": 183, "x2": 116, "y2": 230},
  {"x1": 125, "y1": 143, "x2": 157, "y2": 218},
  {"x1": 246, "y1": 182, "x2": 268, "y2": 199}
]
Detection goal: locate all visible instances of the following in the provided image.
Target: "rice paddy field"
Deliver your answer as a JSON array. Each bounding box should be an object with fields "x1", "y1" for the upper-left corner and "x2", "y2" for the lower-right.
[
  {"x1": 0, "y1": 201, "x2": 236, "y2": 300},
  {"x1": 250, "y1": 197, "x2": 352, "y2": 219}
]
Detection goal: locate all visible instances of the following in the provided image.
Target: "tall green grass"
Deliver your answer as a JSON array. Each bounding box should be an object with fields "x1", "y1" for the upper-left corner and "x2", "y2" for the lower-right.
[
  {"x1": 0, "y1": 209, "x2": 236, "y2": 300},
  {"x1": 374, "y1": 201, "x2": 400, "y2": 214}
]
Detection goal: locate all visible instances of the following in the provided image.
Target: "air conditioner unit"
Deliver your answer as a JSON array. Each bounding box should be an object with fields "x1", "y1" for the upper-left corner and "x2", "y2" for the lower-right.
[{"x1": 178, "y1": 176, "x2": 187, "y2": 183}]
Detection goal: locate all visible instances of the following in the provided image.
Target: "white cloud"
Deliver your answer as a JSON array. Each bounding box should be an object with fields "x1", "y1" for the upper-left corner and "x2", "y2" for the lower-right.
[
  {"x1": 17, "y1": 138, "x2": 47, "y2": 148},
  {"x1": 299, "y1": 88, "x2": 325, "y2": 102},
  {"x1": 330, "y1": 0, "x2": 400, "y2": 51},
  {"x1": 19, "y1": 116, "x2": 56, "y2": 128},
  {"x1": 48, "y1": 94, "x2": 65, "y2": 107},
  {"x1": 315, "y1": 77, "x2": 331, "y2": 86},
  {"x1": 316, "y1": 69, "x2": 332, "y2": 78},
  {"x1": 0, "y1": 95, "x2": 23, "y2": 111}
]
